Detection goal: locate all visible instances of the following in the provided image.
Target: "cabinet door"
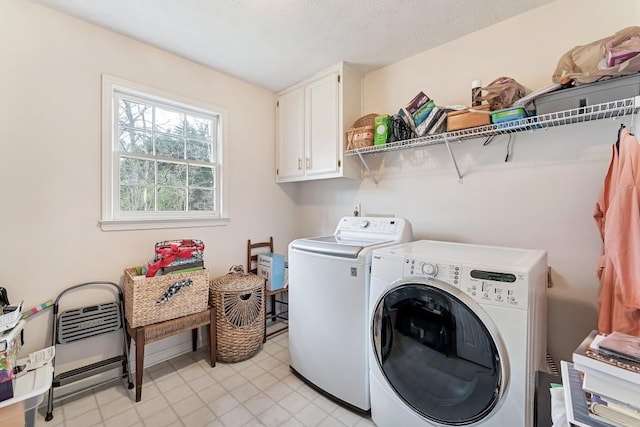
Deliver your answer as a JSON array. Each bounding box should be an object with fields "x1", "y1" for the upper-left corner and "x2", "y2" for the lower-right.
[
  {"x1": 305, "y1": 71, "x2": 340, "y2": 177},
  {"x1": 276, "y1": 86, "x2": 305, "y2": 182}
]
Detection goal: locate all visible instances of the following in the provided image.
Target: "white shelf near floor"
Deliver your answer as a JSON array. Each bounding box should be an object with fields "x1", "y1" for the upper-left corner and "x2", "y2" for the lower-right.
[{"x1": 0, "y1": 362, "x2": 53, "y2": 427}]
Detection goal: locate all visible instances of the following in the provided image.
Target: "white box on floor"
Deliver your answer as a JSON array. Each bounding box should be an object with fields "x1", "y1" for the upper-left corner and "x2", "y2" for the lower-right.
[{"x1": 257, "y1": 252, "x2": 285, "y2": 291}]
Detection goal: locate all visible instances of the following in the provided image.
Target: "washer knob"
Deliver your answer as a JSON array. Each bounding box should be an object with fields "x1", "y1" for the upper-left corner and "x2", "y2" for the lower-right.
[
  {"x1": 359, "y1": 220, "x2": 370, "y2": 229},
  {"x1": 422, "y1": 263, "x2": 438, "y2": 276}
]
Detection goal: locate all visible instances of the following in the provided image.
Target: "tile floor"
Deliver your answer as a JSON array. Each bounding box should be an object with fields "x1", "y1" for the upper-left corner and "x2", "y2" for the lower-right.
[{"x1": 35, "y1": 331, "x2": 375, "y2": 427}]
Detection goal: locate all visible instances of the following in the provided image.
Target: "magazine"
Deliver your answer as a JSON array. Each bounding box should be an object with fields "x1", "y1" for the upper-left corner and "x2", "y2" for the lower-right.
[{"x1": 599, "y1": 331, "x2": 640, "y2": 365}]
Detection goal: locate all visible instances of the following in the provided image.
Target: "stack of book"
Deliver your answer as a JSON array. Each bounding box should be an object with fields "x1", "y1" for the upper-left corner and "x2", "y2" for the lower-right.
[
  {"x1": 564, "y1": 330, "x2": 640, "y2": 426},
  {"x1": 399, "y1": 91, "x2": 449, "y2": 137}
]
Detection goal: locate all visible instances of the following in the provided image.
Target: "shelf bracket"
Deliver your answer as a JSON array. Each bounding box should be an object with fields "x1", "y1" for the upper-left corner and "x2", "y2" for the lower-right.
[
  {"x1": 355, "y1": 149, "x2": 379, "y2": 186},
  {"x1": 444, "y1": 137, "x2": 463, "y2": 182}
]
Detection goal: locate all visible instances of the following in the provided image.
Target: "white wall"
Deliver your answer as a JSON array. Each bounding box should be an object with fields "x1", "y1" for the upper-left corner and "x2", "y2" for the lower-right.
[
  {"x1": 2, "y1": 0, "x2": 638, "y2": 372},
  {"x1": 0, "y1": 1, "x2": 298, "y2": 368},
  {"x1": 296, "y1": 0, "x2": 639, "y2": 363}
]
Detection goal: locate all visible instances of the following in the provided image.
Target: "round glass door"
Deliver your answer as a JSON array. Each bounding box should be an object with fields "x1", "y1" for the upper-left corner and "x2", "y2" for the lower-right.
[{"x1": 372, "y1": 282, "x2": 504, "y2": 426}]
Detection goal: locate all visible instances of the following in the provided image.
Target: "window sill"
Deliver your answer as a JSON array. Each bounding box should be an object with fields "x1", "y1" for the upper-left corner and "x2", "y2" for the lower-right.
[{"x1": 99, "y1": 217, "x2": 230, "y2": 231}]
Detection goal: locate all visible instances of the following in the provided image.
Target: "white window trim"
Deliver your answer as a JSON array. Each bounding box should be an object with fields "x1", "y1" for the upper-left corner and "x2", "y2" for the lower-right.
[{"x1": 100, "y1": 74, "x2": 230, "y2": 231}]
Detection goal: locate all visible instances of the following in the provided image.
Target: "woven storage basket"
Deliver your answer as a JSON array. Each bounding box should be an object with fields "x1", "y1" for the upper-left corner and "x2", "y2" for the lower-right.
[
  {"x1": 123, "y1": 267, "x2": 209, "y2": 328},
  {"x1": 346, "y1": 113, "x2": 378, "y2": 150},
  {"x1": 210, "y1": 266, "x2": 265, "y2": 363}
]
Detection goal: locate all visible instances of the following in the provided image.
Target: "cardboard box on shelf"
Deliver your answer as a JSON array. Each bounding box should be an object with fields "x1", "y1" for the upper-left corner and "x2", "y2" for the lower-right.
[
  {"x1": 446, "y1": 105, "x2": 491, "y2": 131},
  {"x1": 404, "y1": 91, "x2": 430, "y2": 115},
  {"x1": 374, "y1": 115, "x2": 391, "y2": 145}
]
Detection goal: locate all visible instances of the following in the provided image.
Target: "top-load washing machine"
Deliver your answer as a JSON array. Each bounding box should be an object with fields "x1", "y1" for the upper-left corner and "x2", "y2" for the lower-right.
[
  {"x1": 369, "y1": 240, "x2": 547, "y2": 426},
  {"x1": 288, "y1": 216, "x2": 412, "y2": 413}
]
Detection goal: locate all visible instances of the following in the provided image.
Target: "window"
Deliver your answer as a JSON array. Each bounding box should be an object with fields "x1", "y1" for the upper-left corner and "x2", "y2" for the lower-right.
[{"x1": 101, "y1": 75, "x2": 228, "y2": 231}]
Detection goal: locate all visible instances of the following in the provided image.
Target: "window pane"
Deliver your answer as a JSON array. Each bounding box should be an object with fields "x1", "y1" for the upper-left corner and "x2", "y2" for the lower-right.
[
  {"x1": 157, "y1": 187, "x2": 186, "y2": 211},
  {"x1": 119, "y1": 99, "x2": 152, "y2": 130},
  {"x1": 186, "y1": 115, "x2": 213, "y2": 140},
  {"x1": 156, "y1": 135, "x2": 185, "y2": 159},
  {"x1": 186, "y1": 139, "x2": 214, "y2": 162},
  {"x1": 157, "y1": 161, "x2": 186, "y2": 186},
  {"x1": 189, "y1": 165, "x2": 214, "y2": 188},
  {"x1": 118, "y1": 129, "x2": 152, "y2": 154},
  {"x1": 120, "y1": 157, "x2": 154, "y2": 185},
  {"x1": 108, "y1": 79, "x2": 222, "y2": 221},
  {"x1": 120, "y1": 185, "x2": 155, "y2": 211},
  {"x1": 155, "y1": 107, "x2": 184, "y2": 136},
  {"x1": 189, "y1": 189, "x2": 214, "y2": 211}
]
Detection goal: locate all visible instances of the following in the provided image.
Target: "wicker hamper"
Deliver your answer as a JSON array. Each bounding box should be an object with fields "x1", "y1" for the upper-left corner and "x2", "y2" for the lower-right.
[
  {"x1": 123, "y1": 267, "x2": 209, "y2": 328},
  {"x1": 210, "y1": 266, "x2": 265, "y2": 363}
]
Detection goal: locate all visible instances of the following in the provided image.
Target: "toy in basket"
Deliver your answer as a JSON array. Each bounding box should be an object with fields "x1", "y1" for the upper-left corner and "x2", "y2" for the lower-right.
[
  {"x1": 210, "y1": 266, "x2": 265, "y2": 363},
  {"x1": 145, "y1": 239, "x2": 205, "y2": 278},
  {"x1": 346, "y1": 113, "x2": 378, "y2": 150}
]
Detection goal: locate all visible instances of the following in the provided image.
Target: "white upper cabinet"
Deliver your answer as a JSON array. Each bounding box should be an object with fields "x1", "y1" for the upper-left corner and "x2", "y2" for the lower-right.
[
  {"x1": 305, "y1": 72, "x2": 340, "y2": 178},
  {"x1": 276, "y1": 62, "x2": 362, "y2": 183},
  {"x1": 276, "y1": 84, "x2": 305, "y2": 181}
]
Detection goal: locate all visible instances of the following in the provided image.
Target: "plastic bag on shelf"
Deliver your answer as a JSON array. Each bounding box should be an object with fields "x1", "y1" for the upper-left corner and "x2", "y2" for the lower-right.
[
  {"x1": 552, "y1": 26, "x2": 640, "y2": 86},
  {"x1": 478, "y1": 77, "x2": 527, "y2": 110}
]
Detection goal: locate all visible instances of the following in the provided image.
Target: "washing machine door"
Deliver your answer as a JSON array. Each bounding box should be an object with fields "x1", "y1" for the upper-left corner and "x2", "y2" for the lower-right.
[{"x1": 372, "y1": 279, "x2": 508, "y2": 426}]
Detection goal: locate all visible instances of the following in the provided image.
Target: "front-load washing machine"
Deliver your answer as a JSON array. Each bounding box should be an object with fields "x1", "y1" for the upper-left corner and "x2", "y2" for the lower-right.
[{"x1": 369, "y1": 240, "x2": 547, "y2": 426}]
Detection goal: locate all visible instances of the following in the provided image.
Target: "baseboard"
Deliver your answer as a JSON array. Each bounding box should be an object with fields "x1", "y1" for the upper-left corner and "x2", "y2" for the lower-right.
[{"x1": 136, "y1": 340, "x2": 195, "y2": 370}]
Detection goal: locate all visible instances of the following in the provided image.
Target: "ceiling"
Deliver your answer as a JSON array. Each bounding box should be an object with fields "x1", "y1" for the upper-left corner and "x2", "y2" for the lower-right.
[{"x1": 33, "y1": 0, "x2": 553, "y2": 92}]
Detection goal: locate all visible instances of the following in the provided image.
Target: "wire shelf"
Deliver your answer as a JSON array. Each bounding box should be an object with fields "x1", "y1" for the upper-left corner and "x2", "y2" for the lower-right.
[{"x1": 344, "y1": 97, "x2": 638, "y2": 157}]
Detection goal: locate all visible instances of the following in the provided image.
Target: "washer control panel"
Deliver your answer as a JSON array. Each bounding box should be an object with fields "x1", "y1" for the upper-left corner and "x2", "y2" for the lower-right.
[
  {"x1": 404, "y1": 258, "x2": 460, "y2": 286},
  {"x1": 337, "y1": 217, "x2": 403, "y2": 234},
  {"x1": 403, "y1": 257, "x2": 529, "y2": 308}
]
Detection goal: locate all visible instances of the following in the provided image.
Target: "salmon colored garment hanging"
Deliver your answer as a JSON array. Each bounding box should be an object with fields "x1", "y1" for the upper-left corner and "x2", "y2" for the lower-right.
[{"x1": 594, "y1": 128, "x2": 640, "y2": 336}]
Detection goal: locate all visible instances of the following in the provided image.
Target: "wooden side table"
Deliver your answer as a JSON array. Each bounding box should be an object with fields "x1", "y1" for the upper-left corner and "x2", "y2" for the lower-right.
[{"x1": 125, "y1": 307, "x2": 216, "y2": 402}]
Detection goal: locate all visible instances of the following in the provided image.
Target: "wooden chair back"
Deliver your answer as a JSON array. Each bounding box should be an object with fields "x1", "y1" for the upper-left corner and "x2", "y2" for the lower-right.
[{"x1": 247, "y1": 237, "x2": 274, "y2": 275}]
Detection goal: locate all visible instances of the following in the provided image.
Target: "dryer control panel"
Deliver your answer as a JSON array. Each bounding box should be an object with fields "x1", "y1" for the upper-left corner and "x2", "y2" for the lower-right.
[
  {"x1": 404, "y1": 258, "x2": 461, "y2": 285},
  {"x1": 403, "y1": 257, "x2": 529, "y2": 309},
  {"x1": 462, "y1": 267, "x2": 529, "y2": 309}
]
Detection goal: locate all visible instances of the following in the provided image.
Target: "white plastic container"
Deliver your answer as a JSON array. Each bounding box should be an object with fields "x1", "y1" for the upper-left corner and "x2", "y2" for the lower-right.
[{"x1": 0, "y1": 362, "x2": 53, "y2": 427}]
